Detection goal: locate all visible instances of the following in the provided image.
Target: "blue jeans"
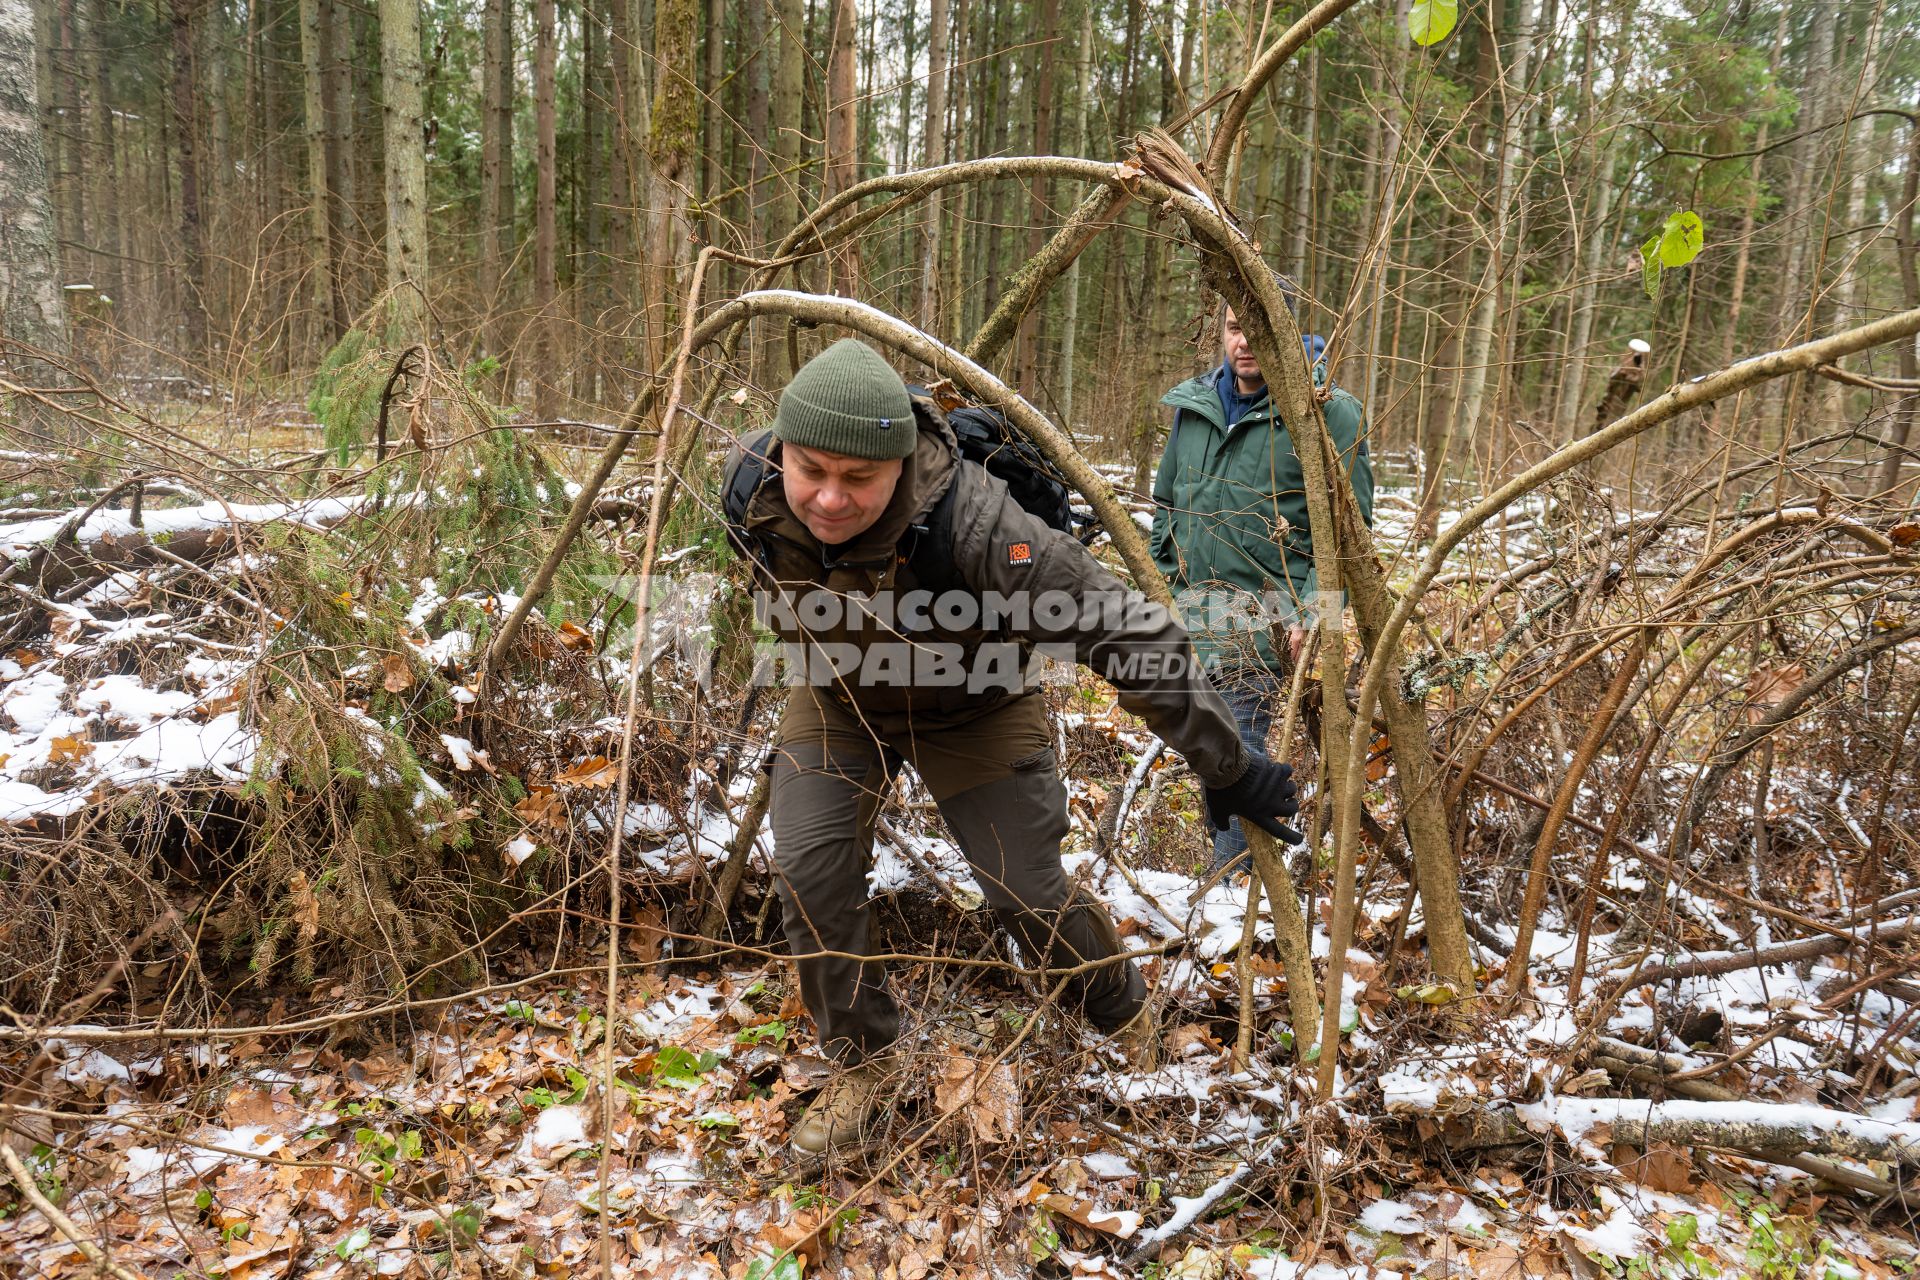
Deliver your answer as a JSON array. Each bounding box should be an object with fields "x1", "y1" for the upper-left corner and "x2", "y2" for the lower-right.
[{"x1": 1207, "y1": 668, "x2": 1284, "y2": 876}]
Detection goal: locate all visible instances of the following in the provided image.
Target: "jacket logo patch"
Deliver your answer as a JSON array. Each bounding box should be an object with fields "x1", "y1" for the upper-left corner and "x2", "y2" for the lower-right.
[{"x1": 1007, "y1": 541, "x2": 1033, "y2": 566}]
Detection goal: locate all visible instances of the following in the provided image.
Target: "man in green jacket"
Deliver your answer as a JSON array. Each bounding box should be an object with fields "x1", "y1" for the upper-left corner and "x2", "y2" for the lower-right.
[
  {"x1": 1151, "y1": 302, "x2": 1374, "y2": 877},
  {"x1": 722, "y1": 338, "x2": 1302, "y2": 1154}
]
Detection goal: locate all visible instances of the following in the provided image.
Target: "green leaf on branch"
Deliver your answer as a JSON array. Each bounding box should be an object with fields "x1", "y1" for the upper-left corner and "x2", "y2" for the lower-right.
[
  {"x1": 1641, "y1": 211, "x2": 1705, "y2": 300},
  {"x1": 1408, "y1": 0, "x2": 1458, "y2": 46},
  {"x1": 1658, "y1": 210, "x2": 1704, "y2": 268}
]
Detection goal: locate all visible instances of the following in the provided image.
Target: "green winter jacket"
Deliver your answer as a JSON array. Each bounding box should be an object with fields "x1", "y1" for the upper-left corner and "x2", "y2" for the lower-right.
[{"x1": 1149, "y1": 366, "x2": 1374, "y2": 673}]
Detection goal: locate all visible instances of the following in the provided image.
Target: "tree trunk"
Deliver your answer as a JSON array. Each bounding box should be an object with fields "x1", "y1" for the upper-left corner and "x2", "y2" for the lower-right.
[
  {"x1": 918, "y1": 0, "x2": 947, "y2": 332},
  {"x1": 648, "y1": 0, "x2": 698, "y2": 371},
  {"x1": 480, "y1": 0, "x2": 511, "y2": 372},
  {"x1": 0, "y1": 0, "x2": 67, "y2": 365},
  {"x1": 1013, "y1": 0, "x2": 1059, "y2": 392},
  {"x1": 1289, "y1": 46, "x2": 1317, "y2": 290},
  {"x1": 379, "y1": 0, "x2": 428, "y2": 342},
  {"x1": 169, "y1": 0, "x2": 208, "y2": 360},
  {"x1": 85, "y1": 0, "x2": 119, "y2": 310},
  {"x1": 1057, "y1": 0, "x2": 1092, "y2": 427},
  {"x1": 942, "y1": 0, "x2": 972, "y2": 339},
  {"x1": 893, "y1": 0, "x2": 914, "y2": 316},
  {"x1": 703, "y1": 0, "x2": 725, "y2": 250},
  {"x1": 54, "y1": 0, "x2": 81, "y2": 265},
  {"x1": 979, "y1": 0, "x2": 1012, "y2": 327},
  {"x1": 770, "y1": 0, "x2": 804, "y2": 250},
  {"x1": 1415, "y1": 0, "x2": 1537, "y2": 539},
  {"x1": 579, "y1": 0, "x2": 609, "y2": 404},
  {"x1": 299, "y1": 0, "x2": 344, "y2": 351},
  {"x1": 324, "y1": 0, "x2": 356, "y2": 313},
  {"x1": 823, "y1": 0, "x2": 860, "y2": 294},
  {"x1": 1720, "y1": 5, "x2": 1790, "y2": 375},
  {"x1": 1874, "y1": 117, "x2": 1920, "y2": 498},
  {"x1": 1826, "y1": 0, "x2": 1888, "y2": 432},
  {"x1": 533, "y1": 0, "x2": 557, "y2": 416}
]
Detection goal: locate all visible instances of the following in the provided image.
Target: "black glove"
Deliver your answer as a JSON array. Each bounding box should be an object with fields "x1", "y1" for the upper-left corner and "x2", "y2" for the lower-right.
[{"x1": 1205, "y1": 755, "x2": 1302, "y2": 844}]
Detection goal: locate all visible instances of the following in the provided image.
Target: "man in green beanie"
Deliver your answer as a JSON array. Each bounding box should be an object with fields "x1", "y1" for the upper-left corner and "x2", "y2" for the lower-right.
[{"x1": 721, "y1": 337, "x2": 1300, "y2": 1155}]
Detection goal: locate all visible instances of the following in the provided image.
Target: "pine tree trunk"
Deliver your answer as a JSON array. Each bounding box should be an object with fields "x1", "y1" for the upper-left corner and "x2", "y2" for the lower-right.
[
  {"x1": 703, "y1": 0, "x2": 725, "y2": 241},
  {"x1": 324, "y1": 0, "x2": 356, "y2": 311},
  {"x1": 1872, "y1": 119, "x2": 1918, "y2": 497},
  {"x1": 893, "y1": 0, "x2": 914, "y2": 316},
  {"x1": 379, "y1": 0, "x2": 428, "y2": 342},
  {"x1": 532, "y1": 0, "x2": 557, "y2": 416},
  {"x1": 86, "y1": 0, "x2": 120, "y2": 311},
  {"x1": 480, "y1": 0, "x2": 511, "y2": 370},
  {"x1": 1058, "y1": 0, "x2": 1092, "y2": 427},
  {"x1": 823, "y1": 0, "x2": 860, "y2": 294},
  {"x1": 299, "y1": 0, "x2": 344, "y2": 351},
  {"x1": 1013, "y1": 0, "x2": 1059, "y2": 392},
  {"x1": 54, "y1": 0, "x2": 81, "y2": 264},
  {"x1": 942, "y1": 0, "x2": 972, "y2": 339},
  {"x1": 770, "y1": 0, "x2": 804, "y2": 247},
  {"x1": 919, "y1": 0, "x2": 947, "y2": 332},
  {"x1": 579, "y1": 0, "x2": 608, "y2": 404},
  {"x1": 648, "y1": 0, "x2": 698, "y2": 370},
  {"x1": 980, "y1": 0, "x2": 1011, "y2": 329},
  {"x1": 170, "y1": 0, "x2": 208, "y2": 359},
  {"x1": 1360, "y1": 0, "x2": 1412, "y2": 422}
]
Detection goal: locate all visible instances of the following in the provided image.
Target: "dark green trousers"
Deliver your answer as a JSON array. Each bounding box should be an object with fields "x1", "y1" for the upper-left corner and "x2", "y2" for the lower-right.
[{"x1": 767, "y1": 689, "x2": 1146, "y2": 1064}]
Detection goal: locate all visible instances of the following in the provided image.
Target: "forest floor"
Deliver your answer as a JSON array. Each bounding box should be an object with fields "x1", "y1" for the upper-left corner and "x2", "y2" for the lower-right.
[{"x1": 1, "y1": 403, "x2": 1918, "y2": 1279}]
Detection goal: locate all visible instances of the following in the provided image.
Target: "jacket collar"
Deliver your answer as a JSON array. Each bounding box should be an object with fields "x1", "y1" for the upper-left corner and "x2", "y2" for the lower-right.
[{"x1": 1161, "y1": 369, "x2": 1275, "y2": 433}]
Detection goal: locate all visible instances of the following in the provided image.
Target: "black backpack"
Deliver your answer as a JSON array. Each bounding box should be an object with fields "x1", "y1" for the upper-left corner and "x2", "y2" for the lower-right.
[{"x1": 722, "y1": 392, "x2": 1081, "y2": 595}]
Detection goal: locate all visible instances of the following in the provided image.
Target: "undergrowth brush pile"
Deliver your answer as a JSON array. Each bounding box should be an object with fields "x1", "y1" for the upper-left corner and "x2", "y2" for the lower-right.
[
  {"x1": 0, "y1": 331, "x2": 744, "y2": 1018},
  {"x1": 2, "y1": 327, "x2": 1919, "y2": 1276}
]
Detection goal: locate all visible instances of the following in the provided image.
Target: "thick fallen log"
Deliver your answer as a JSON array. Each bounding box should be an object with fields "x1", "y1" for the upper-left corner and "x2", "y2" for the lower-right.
[
  {"x1": 1607, "y1": 915, "x2": 1920, "y2": 996},
  {"x1": 1515, "y1": 1096, "x2": 1920, "y2": 1167},
  {"x1": 0, "y1": 496, "x2": 372, "y2": 598}
]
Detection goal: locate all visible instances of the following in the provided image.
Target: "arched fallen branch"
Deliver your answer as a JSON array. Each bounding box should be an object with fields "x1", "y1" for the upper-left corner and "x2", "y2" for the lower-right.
[{"x1": 1325, "y1": 304, "x2": 1920, "y2": 1096}]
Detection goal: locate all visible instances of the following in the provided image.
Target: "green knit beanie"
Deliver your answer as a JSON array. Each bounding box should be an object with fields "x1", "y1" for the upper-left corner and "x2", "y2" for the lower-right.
[{"x1": 772, "y1": 338, "x2": 917, "y2": 460}]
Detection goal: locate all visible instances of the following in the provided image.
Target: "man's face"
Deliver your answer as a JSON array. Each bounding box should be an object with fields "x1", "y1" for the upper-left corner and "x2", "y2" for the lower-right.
[
  {"x1": 780, "y1": 442, "x2": 905, "y2": 544},
  {"x1": 1221, "y1": 308, "x2": 1263, "y2": 387}
]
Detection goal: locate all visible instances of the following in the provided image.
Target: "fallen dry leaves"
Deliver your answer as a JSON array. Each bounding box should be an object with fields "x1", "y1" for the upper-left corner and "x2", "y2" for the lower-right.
[{"x1": 933, "y1": 1050, "x2": 1021, "y2": 1144}]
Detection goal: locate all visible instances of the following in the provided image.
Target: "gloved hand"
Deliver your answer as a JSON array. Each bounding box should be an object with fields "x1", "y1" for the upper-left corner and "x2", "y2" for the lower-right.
[{"x1": 1205, "y1": 755, "x2": 1302, "y2": 844}]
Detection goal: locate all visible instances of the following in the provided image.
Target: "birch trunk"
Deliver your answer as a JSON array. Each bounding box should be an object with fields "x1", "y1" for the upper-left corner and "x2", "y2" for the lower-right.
[{"x1": 0, "y1": 0, "x2": 64, "y2": 354}]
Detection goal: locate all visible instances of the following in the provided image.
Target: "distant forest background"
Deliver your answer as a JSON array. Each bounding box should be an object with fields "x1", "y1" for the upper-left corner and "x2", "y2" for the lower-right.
[{"x1": 19, "y1": 0, "x2": 1918, "y2": 521}]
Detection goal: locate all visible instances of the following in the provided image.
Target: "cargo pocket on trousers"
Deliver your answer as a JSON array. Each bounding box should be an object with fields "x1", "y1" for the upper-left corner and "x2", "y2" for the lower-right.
[{"x1": 1007, "y1": 746, "x2": 1068, "y2": 839}]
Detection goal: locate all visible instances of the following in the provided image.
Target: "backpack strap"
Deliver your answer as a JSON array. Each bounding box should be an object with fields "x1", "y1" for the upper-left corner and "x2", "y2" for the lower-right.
[
  {"x1": 904, "y1": 473, "x2": 965, "y2": 600},
  {"x1": 723, "y1": 429, "x2": 777, "y2": 525},
  {"x1": 723, "y1": 429, "x2": 779, "y2": 569}
]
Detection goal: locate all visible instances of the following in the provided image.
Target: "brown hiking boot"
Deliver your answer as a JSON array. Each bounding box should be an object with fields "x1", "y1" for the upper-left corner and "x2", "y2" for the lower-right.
[
  {"x1": 791, "y1": 1061, "x2": 888, "y2": 1154},
  {"x1": 1109, "y1": 1005, "x2": 1162, "y2": 1072}
]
